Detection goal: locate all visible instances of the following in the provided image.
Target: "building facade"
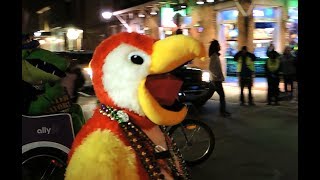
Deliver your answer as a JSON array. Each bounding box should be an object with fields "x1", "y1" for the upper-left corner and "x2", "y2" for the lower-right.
[
  {"x1": 23, "y1": 0, "x2": 298, "y2": 75},
  {"x1": 98, "y1": 0, "x2": 298, "y2": 76}
]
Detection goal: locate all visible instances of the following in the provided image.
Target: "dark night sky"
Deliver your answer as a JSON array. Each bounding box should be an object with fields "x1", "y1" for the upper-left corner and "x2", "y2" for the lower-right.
[{"x1": 113, "y1": 0, "x2": 156, "y2": 10}]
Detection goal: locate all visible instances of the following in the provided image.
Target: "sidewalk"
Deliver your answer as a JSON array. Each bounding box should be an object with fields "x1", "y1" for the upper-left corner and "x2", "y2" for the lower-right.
[
  {"x1": 192, "y1": 97, "x2": 298, "y2": 180},
  {"x1": 191, "y1": 76, "x2": 298, "y2": 180},
  {"x1": 211, "y1": 76, "x2": 298, "y2": 104}
]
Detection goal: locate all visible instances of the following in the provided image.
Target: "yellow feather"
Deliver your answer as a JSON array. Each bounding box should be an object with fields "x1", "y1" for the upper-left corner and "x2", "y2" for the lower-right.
[{"x1": 65, "y1": 129, "x2": 139, "y2": 180}]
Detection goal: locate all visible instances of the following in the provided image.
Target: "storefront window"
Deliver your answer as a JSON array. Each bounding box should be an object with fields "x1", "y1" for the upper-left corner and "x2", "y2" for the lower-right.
[
  {"x1": 220, "y1": 10, "x2": 238, "y2": 21},
  {"x1": 159, "y1": 7, "x2": 191, "y2": 38},
  {"x1": 218, "y1": 9, "x2": 239, "y2": 76},
  {"x1": 218, "y1": 9, "x2": 239, "y2": 56},
  {"x1": 224, "y1": 23, "x2": 238, "y2": 57},
  {"x1": 253, "y1": 22, "x2": 275, "y2": 58},
  {"x1": 160, "y1": 7, "x2": 187, "y2": 28},
  {"x1": 287, "y1": 7, "x2": 298, "y2": 49},
  {"x1": 251, "y1": 7, "x2": 280, "y2": 76},
  {"x1": 253, "y1": 7, "x2": 276, "y2": 20},
  {"x1": 253, "y1": 7, "x2": 278, "y2": 58},
  {"x1": 225, "y1": 40, "x2": 238, "y2": 57}
]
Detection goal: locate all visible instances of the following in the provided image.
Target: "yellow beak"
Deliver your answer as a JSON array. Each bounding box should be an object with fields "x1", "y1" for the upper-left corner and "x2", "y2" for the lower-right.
[{"x1": 138, "y1": 35, "x2": 206, "y2": 126}]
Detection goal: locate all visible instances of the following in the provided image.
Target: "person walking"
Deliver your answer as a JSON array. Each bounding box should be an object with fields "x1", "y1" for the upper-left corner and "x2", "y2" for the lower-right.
[
  {"x1": 265, "y1": 50, "x2": 281, "y2": 105},
  {"x1": 208, "y1": 40, "x2": 231, "y2": 117},
  {"x1": 234, "y1": 46, "x2": 256, "y2": 106}
]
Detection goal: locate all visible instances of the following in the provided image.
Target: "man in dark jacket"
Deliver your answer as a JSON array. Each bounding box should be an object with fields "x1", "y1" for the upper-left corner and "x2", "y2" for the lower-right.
[
  {"x1": 234, "y1": 46, "x2": 256, "y2": 106},
  {"x1": 265, "y1": 50, "x2": 281, "y2": 105}
]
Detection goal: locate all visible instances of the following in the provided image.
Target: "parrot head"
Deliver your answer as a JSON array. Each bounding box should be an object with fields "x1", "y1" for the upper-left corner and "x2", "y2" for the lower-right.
[{"x1": 90, "y1": 32, "x2": 205, "y2": 126}]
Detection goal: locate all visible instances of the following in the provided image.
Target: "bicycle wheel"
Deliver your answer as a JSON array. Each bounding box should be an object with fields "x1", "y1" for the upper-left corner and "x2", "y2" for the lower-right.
[
  {"x1": 22, "y1": 147, "x2": 68, "y2": 180},
  {"x1": 168, "y1": 119, "x2": 215, "y2": 166}
]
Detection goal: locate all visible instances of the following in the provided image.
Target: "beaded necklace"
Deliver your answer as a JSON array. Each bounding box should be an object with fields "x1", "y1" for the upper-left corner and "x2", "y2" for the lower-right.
[{"x1": 99, "y1": 104, "x2": 190, "y2": 180}]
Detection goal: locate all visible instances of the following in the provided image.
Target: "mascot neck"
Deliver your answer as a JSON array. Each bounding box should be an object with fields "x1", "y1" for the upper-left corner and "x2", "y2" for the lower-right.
[
  {"x1": 100, "y1": 102, "x2": 156, "y2": 130},
  {"x1": 125, "y1": 110, "x2": 156, "y2": 130}
]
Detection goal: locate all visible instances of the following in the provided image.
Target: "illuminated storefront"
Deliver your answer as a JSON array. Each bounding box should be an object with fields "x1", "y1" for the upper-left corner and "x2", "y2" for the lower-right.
[
  {"x1": 285, "y1": 0, "x2": 298, "y2": 49},
  {"x1": 33, "y1": 27, "x2": 84, "y2": 52},
  {"x1": 217, "y1": 9, "x2": 239, "y2": 76},
  {"x1": 287, "y1": 6, "x2": 298, "y2": 50},
  {"x1": 159, "y1": 7, "x2": 191, "y2": 38},
  {"x1": 216, "y1": 3, "x2": 284, "y2": 76},
  {"x1": 102, "y1": 0, "x2": 294, "y2": 77},
  {"x1": 252, "y1": 7, "x2": 280, "y2": 57},
  {"x1": 252, "y1": 7, "x2": 281, "y2": 75}
]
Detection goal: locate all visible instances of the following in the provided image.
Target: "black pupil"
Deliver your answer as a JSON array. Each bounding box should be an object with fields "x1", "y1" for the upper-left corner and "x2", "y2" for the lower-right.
[{"x1": 131, "y1": 55, "x2": 144, "y2": 65}]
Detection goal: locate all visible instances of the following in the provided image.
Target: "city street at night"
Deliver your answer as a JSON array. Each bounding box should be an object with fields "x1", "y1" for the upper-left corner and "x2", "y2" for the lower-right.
[
  {"x1": 78, "y1": 78, "x2": 298, "y2": 180},
  {"x1": 190, "y1": 97, "x2": 297, "y2": 180},
  {"x1": 22, "y1": 0, "x2": 298, "y2": 179}
]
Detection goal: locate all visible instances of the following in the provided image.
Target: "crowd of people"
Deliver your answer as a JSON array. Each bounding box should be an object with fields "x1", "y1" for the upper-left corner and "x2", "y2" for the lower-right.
[
  {"x1": 264, "y1": 44, "x2": 297, "y2": 105},
  {"x1": 209, "y1": 39, "x2": 297, "y2": 115}
]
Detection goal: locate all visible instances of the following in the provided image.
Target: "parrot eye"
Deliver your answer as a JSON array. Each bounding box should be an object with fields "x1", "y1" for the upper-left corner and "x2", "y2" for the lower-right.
[{"x1": 128, "y1": 51, "x2": 148, "y2": 65}]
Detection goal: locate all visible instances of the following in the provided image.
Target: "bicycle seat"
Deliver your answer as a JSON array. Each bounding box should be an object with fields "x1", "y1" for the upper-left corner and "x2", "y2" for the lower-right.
[{"x1": 22, "y1": 113, "x2": 75, "y2": 155}]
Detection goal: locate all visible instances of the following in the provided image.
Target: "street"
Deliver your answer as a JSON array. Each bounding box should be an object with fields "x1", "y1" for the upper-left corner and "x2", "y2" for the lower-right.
[
  {"x1": 77, "y1": 78, "x2": 298, "y2": 180},
  {"x1": 189, "y1": 99, "x2": 297, "y2": 180}
]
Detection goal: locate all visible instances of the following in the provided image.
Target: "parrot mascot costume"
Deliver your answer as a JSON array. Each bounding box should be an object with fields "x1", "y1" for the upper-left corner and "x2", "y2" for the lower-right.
[
  {"x1": 65, "y1": 32, "x2": 205, "y2": 180},
  {"x1": 22, "y1": 38, "x2": 85, "y2": 135}
]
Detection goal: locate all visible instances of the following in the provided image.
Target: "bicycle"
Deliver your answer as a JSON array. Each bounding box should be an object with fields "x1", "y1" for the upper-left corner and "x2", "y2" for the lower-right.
[
  {"x1": 166, "y1": 94, "x2": 215, "y2": 166},
  {"x1": 22, "y1": 113, "x2": 75, "y2": 180}
]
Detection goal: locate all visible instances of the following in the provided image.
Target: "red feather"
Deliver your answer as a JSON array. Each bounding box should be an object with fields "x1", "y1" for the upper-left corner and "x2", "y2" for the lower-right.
[
  {"x1": 68, "y1": 32, "x2": 159, "y2": 179},
  {"x1": 90, "y1": 32, "x2": 156, "y2": 107}
]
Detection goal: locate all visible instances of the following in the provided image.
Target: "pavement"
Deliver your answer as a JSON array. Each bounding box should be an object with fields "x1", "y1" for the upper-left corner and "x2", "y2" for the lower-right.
[
  {"x1": 218, "y1": 76, "x2": 298, "y2": 104},
  {"x1": 77, "y1": 76, "x2": 298, "y2": 180},
  {"x1": 189, "y1": 76, "x2": 298, "y2": 180}
]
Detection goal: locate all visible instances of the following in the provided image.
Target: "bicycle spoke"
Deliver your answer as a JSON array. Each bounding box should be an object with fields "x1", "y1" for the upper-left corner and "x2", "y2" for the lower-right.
[
  {"x1": 40, "y1": 160, "x2": 58, "y2": 180},
  {"x1": 169, "y1": 119, "x2": 215, "y2": 165},
  {"x1": 184, "y1": 125, "x2": 201, "y2": 143}
]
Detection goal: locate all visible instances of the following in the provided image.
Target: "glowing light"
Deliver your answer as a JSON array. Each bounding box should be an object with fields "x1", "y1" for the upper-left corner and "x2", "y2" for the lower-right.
[
  {"x1": 67, "y1": 28, "x2": 80, "y2": 40},
  {"x1": 253, "y1": 10, "x2": 264, "y2": 17},
  {"x1": 101, "y1": 11, "x2": 113, "y2": 19},
  {"x1": 165, "y1": 30, "x2": 173, "y2": 35},
  {"x1": 202, "y1": 71, "x2": 210, "y2": 82},
  {"x1": 34, "y1": 31, "x2": 41, "y2": 37},
  {"x1": 150, "y1": 8, "x2": 157, "y2": 15},
  {"x1": 45, "y1": 37, "x2": 56, "y2": 41},
  {"x1": 83, "y1": 67, "x2": 93, "y2": 79},
  {"x1": 196, "y1": 0, "x2": 205, "y2": 5},
  {"x1": 138, "y1": 12, "x2": 145, "y2": 18},
  {"x1": 39, "y1": 40, "x2": 46, "y2": 45},
  {"x1": 233, "y1": 11, "x2": 239, "y2": 17}
]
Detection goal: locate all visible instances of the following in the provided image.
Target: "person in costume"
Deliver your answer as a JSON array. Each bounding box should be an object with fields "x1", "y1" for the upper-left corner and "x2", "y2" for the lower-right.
[
  {"x1": 65, "y1": 32, "x2": 206, "y2": 180},
  {"x1": 22, "y1": 37, "x2": 85, "y2": 135}
]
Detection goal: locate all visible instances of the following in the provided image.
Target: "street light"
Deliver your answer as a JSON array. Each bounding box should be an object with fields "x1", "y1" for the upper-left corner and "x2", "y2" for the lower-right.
[
  {"x1": 150, "y1": 7, "x2": 158, "y2": 15},
  {"x1": 101, "y1": 11, "x2": 113, "y2": 19},
  {"x1": 67, "y1": 28, "x2": 81, "y2": 40},
  {"x1": 196, "y1": 0, "x2": 205, "y2": 5}
]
